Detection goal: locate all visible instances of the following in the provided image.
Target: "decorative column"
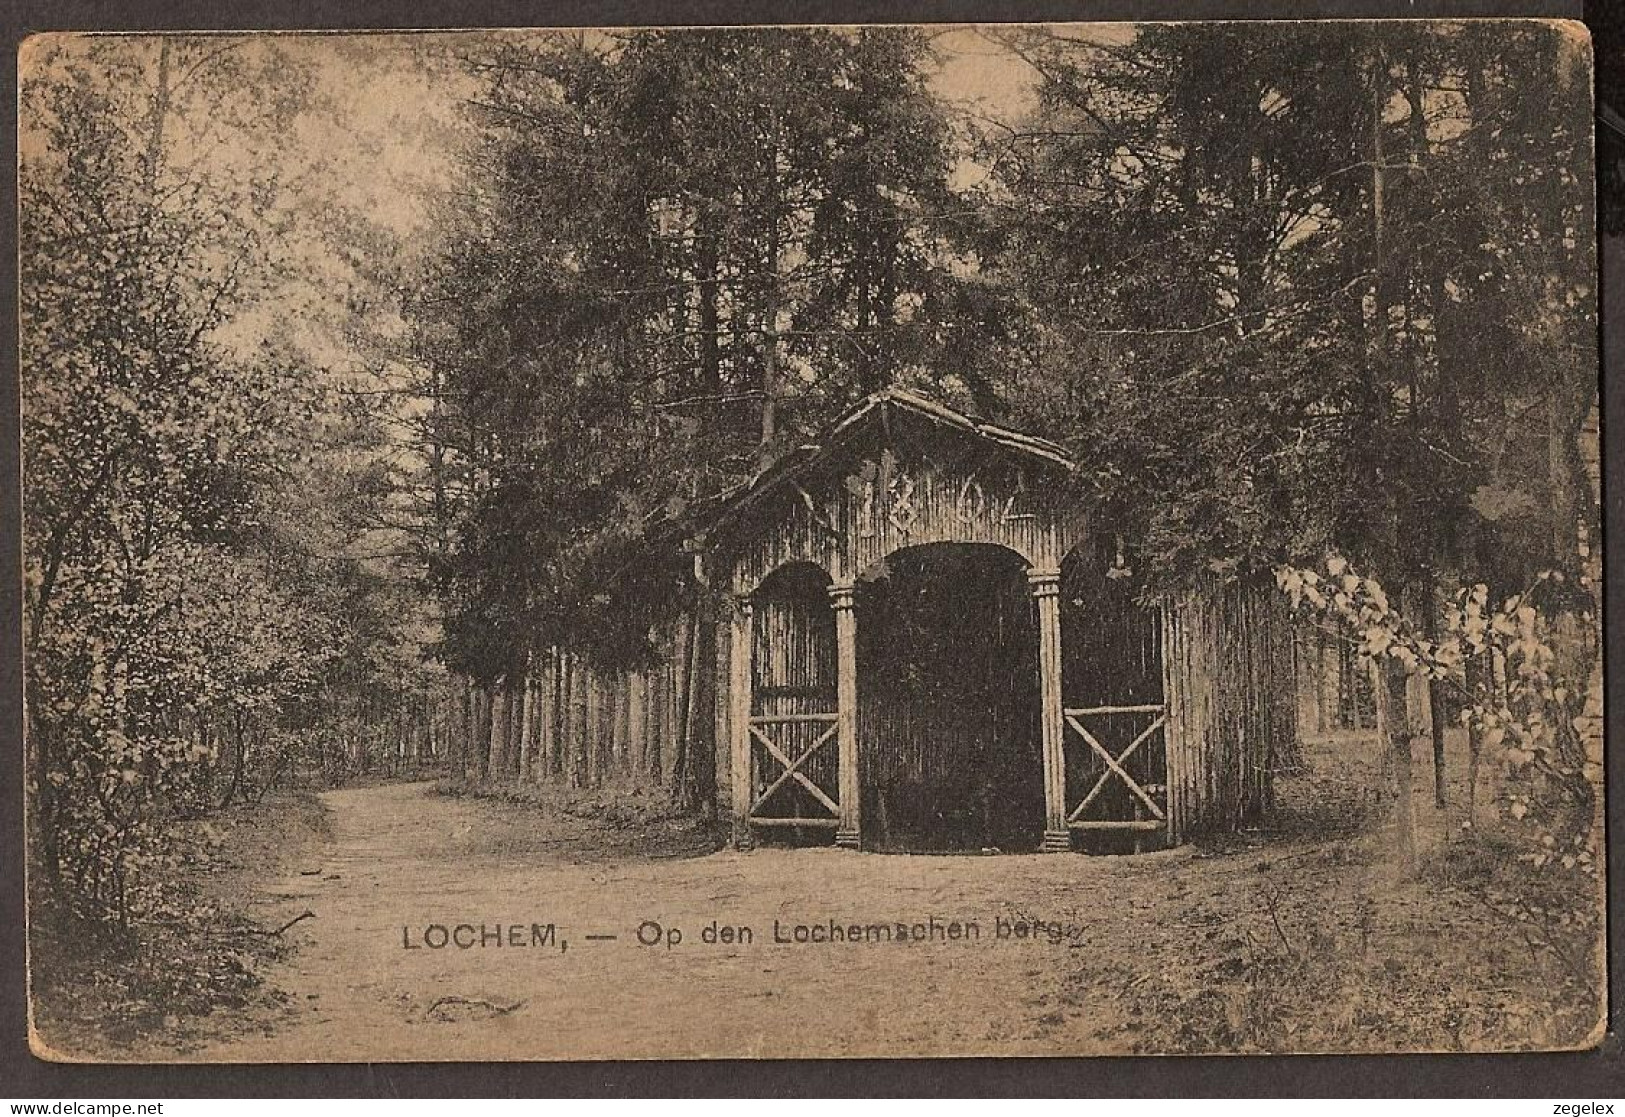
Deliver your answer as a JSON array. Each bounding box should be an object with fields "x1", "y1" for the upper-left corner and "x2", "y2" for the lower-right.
[
  {"x1": 829, "y1": 581, "x2": 862, "y2": 849},
  {"x1": 729, "y1": 596, "x2": 755, "y2": 849},
  {"x1": 1029, "y1": 566, "x2": 1071, "y2": 852}
]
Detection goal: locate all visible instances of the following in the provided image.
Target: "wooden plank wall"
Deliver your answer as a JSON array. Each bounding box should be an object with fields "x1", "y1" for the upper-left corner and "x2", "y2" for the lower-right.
[
  {"x1": 440, "y1": 576, "x2": 1305, "y2": 839},
  {"x1": 438, "y1": 578, "x2": 1307, "y2": 848},
  {"x1": 1162, "y1": 577, "x2": 1297, "y2": 843},
  {"x1": 855, "y1": 549, "x2": 1038, "y2": 800}
]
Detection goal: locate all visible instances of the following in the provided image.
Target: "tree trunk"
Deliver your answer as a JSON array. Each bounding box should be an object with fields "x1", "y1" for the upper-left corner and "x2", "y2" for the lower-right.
[
  {"x1": 759, "y1": 125, "x2": 784, "y2": 448},
  {"x1": 518, "y1": 666, "x2": 534, "y2": 781},
  {"x1": 696, "y1": 214, "x2": 722, "y2": 397},
  {"x1": 760, "y1": 277, "x2": 780, "y2": 447},
  {"x1": 140, "y1": 40, "x2": 172, "y2": 202},
  {"x1": 475, "y1": 687, "x2": 492, "y2": 780},
  {"x1": 1426, "y1": 663, "x2": 1449, "y2": 811},
  {"x1": 1411, "y1": 592, "x2": 1450, "y2": 811},
  {"x1": 629, "y1": 670, "x2": 648, "y2": 782},
  {"x1": 509, "y1": 681, "x2": 525, "y2": 777},
  {"x1": 1374, "y1": 658, "x2": 1415, "y2": 864},
  {"x1": 543, "y1": 648, "x2": 560, "y2": 781},
  {"x1": 678, "y1": 596, "x2": 719, "y2": 814},
  {"x1": 219, "y1": 710, "x2": 247, "y2": 810},
  {"x1": 576, "y1": 655, "x2": 589, "y2": 787},
  {"x1": 1465, "y1": 654, "x2": 1484, "y2": 826}
]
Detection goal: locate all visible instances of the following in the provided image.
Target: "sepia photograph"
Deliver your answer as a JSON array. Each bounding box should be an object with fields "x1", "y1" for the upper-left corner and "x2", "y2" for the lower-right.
[{"x1": 17, "y1": 17, "x2": 1605, "y2": 1063}]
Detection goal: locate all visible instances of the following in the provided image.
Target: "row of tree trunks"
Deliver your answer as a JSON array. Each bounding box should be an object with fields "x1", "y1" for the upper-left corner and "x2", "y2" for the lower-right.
[
  {"x1": 170, "y1": 697, "x2": 455, "y2": 795},
  {"x1": 382, "y1": 696, "x2": 451, "y2": 769},
  {"x1": 1294, "y1": 624, "x2": 1463, "y2": 743},
  {"x1": 449, "y1": 623, "x2": 707, "y2": 795}
]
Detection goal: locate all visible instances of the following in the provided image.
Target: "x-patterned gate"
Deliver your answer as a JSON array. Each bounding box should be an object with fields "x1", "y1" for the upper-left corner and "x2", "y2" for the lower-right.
[
  {"x1": 747, "y1": 712, "x2": 841, "y2": 831},
  {"x1": 1063, "y1": 702, "x2": 1168, "y2": 835}
]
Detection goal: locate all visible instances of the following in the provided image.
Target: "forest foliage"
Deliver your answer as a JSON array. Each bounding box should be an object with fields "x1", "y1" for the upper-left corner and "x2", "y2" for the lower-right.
[
  {"x1": 410, "y1": 23, "x2": 1597, "y2": 673},
  {"x1": 21, "y1": 38, "x2": 451, "y2": 934},
  {"x1": 20, "y1": 22, "x2": 1602, "y2": 947}
]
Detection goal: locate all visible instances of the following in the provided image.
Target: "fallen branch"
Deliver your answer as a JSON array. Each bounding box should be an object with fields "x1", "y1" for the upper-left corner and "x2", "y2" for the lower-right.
[
  {"x1": 1262, "y1": 888, "x2": 1296, "y2": 958},
  {"x1": 255, "y1": 910, "x2": 316, "y2": 937},
  {"x1": 426, "y1": 995, "x2": 528, "y2": 1019}
]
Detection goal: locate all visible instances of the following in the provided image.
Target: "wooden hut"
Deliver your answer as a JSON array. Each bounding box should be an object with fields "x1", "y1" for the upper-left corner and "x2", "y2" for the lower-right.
[
  {"x1": 441, "y1": 388, "x2": 1294, "y2": 853},
  {"x1": 696, "y1": 389, "x2": 1294, "y2": 853}
]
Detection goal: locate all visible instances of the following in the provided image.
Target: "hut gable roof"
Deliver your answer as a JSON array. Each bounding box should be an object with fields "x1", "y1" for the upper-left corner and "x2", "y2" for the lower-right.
[
  {"x1": 823, "y1": 388, "x2": 1072, "y2": 469},
  {"x1": 701, "y1": 388, "x2": 1073, "y2": 541}
]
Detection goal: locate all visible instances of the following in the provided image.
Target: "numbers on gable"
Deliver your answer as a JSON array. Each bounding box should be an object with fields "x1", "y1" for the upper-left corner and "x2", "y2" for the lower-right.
[{"x1": 956, "y1": 471, "x2": 1038, "y2": 527}]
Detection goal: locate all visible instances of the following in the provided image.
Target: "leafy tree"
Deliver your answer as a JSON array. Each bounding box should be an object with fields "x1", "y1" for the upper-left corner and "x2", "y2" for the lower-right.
[
  {"x1": 972, "y1": 22, "x2": 1596, "y2": 834},
  {"x1": 21, "y1": 36, "x2": 449, "y2": 930},
  {"x1": 978, "y1": 22, "x2": 1594, "y2": 599},
  {"x1": 1280, "y1": 556, "x2": 1598, "y2": 845}
]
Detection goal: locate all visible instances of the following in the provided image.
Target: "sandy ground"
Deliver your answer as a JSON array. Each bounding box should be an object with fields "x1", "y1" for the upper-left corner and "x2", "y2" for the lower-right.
[
  {"x1": 183, "y1": 780, "x2": 1194, "y2": 1060},
  {"x1": 128, "y1": 726, "x2": 1598, "y2": 1062}
]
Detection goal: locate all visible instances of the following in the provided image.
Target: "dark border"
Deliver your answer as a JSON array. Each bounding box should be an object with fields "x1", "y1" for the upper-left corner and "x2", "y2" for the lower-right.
[{"x1": 4, "y1": 0, "x2": 1621, "y2": 1099}]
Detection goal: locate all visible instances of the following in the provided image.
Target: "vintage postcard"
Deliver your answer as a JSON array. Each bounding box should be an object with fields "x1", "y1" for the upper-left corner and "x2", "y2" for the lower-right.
[{"x1": 19, "y1": 19, "x2": 1604, "y2": 1061}]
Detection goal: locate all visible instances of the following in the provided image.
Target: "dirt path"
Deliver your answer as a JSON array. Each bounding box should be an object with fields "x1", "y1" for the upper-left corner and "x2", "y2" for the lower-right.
[
  {"x1": 177, "y1": 748, "x2": 1599, "y2": 1061},
  {"x1": 188, "y1": 780, "x2": 1193, "y2": 1060}
]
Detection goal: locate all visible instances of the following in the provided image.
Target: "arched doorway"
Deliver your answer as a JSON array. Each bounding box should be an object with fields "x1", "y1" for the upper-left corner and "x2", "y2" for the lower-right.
[
  {"x1": 855, "y1": 543, "x2": 1044, "y2": 852},
  {"x1": 745, "y1": 562, "x2": 841, "y2": 846},
  {"x1": 711, "y1": 389, "x2": 1090, "y2": 853},
  {"x1": 1060, "y1": 537, "x2": 1168, "y2": 853}
]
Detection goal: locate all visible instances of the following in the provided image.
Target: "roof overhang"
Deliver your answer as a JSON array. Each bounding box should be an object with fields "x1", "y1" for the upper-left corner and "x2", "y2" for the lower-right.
[{"x1": 696, "y1": 388, "x2": 1073, "y2": 545}]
